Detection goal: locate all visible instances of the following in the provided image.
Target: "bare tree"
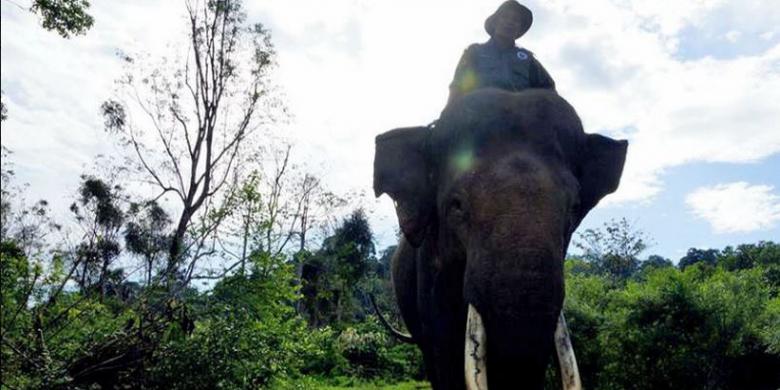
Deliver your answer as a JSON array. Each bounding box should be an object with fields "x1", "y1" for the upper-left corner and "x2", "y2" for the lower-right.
[
  {"x1": 102, "y1": 0, "x2": 282, "y2": 288},
  {"x1": 203, "y1": 141, "x2": 349, "y2": 281},
  {"x1": 1, "y1": 147, "x2": 61, "y2": 257},
  {"x1": 258, "y1": 144, "x2": 298, "y2": 257},
  {"x1": 295, "y1": 173, "x2": 347, "y2": 252},
  {"x1": 251, "y1": 145, "x2": 348, "y2": 257}
]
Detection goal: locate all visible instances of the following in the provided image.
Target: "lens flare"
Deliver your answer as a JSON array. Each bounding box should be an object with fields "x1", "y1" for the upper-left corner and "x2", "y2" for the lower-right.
[
  {"x1": 459, "y1": 69, "x2": 478, "y2": 93},
  {"x1": 453, "y1": 148, "x2": 474, "y2": 174}
]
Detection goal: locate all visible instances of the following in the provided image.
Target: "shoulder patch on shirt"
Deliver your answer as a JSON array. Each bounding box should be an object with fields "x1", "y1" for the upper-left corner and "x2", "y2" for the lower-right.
[{"x1": 516, "y1": 51, "x2": 529, "y2": 60}]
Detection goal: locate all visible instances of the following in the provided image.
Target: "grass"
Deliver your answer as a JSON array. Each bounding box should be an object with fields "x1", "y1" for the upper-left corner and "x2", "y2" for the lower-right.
[
  {"x1": 272, "y1": 377, "x2": 431, "y2": 389},
  {"x1": 312, "y1": 381, "x2": 430, "y2": 389}
]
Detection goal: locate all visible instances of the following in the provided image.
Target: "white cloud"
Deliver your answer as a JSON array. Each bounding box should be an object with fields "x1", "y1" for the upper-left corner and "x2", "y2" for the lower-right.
[
  {"x1": 724, "y1": 30, "x2": 741, "y2": 42},
  {"x1": 685, "y1": 182, "x2": 780, "y2": 233},
  {"x1": 3, "y1": 0, "x2": 780, "y2": 249},
  {"x1": 527, "y1": 0, "x2": 780, "y2": 204}
]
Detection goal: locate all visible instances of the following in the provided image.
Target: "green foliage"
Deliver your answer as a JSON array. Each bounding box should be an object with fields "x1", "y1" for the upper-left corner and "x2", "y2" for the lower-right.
[
  {"x1": 290, "y1": 318, "x2": 423, "y2": 386},
  {"x1": 719, "y1": 241, "x2": 780, "y2": 271},
  {"x1": 1, "y1": 251, "x2": 140, "y2": 389},
  {"x1": 640, "y1": 254, "x2": 673, "y2": 271},
  {"x1": 678, "y1": 247, "x2": 719, "y2": 269},
  {"x1": 149, "y1": 307, "x2": 313, "y2": 389},
  {"x1": 69, "y1": 175, "x2": 127, "y2": 294},
  {"x1": 334, "y1": 317, "x2": 423, "y2": 380},
  {"x1": 301, "y1": 209, "x2": 378, "y2": 327},
  {"x1": 574, "y1": 218, "x2": 649, "y2": 280},
  {"x1": 125, "y1": 201, "x2": 171, "y2": 285},
  {"x1": 289, "y1": 376, "x2": 363, "y2": 389},
  {"x1": 762, "y1": 297, "x2": 780, "y2": 354},
  {"x1": 0, "y1": 242, "x2": 34, "y2": 386},
  {"x1": 562, "y1": 259, "x2": 780, "y2": 390},
  {"x1": 275, "y1": 378, "x2": 430, "y2": 389},
  {"x1": 4, "y1": 136, "x2": 778, "y2": 390},
  {"x1": 149, "y1": 251, "x2": 312, "y2": 388},
  {"x1": 31, "y1": 0, "x2": 94, "y2": 38}
]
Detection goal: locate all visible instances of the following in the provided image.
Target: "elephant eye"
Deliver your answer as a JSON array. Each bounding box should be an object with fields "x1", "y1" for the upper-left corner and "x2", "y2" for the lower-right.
[{"x1": 448, "y1": 197, "x2": 466, "y2": 219}]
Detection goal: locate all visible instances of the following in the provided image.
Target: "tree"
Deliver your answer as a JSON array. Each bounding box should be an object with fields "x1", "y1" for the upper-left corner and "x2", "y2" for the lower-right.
[
  {"x1": 207, "y1": 149, "x2": 347, "y2": 282},
  {"x1": 718, "y1": 241, "x2": 780, "y2": 271},
  {"x1": 574, "y1": 218, "x2": 650, "y2": 280},
  {"x1": 250, "y1": 146, "x2": 346, "y2": 258},
  {"x1": 102, "y1": 0, "x2": 282, "y2": 288},
  {"x1": 30, "y1": 0, "x2": 94, "y2": 38},
  {"x1": 69, "y1": 175, "x2": 127, "y2": 297},
  {"x1": 124, "y1": 200, "x2": 171, "y2": 285},
  {"x1": 301, "y1": 209, "x2": 376, "y2": 326},
  {"x1": 325, "y1": 208, "x2": 375, "y2": 286},
  {"x1": 294, "y1": 173, "x2": 347, "y2": 253},
  {"x1": 597, "y1": 267, "x2": 779, "y2": 389},
  {"x1": 149, "y1": 249, "x2": 315, "y2": 388},
  {"x1": 376, "y1": 245, "x2": 396, "y2": 280},
  {"x1": 1, "y1": 147, "x2": 61, "y2": 257},
  {"x1": 640, "y1": 254, "x2": 673, "y2": 271},
  {"x1": 678, "y1": 247, "x2": 720, "y2": 269},
  {"x1": 215, "y1": 171, "x2": 263, "y2": 274},
  {"x1": 0, "y1": 97, "x2": 7, "y2": 122}
]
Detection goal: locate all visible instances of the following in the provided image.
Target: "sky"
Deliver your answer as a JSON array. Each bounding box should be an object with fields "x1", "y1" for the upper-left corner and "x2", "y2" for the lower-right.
[{"x1": 1, "y1": 0, "x2": 779, "y2": 262}]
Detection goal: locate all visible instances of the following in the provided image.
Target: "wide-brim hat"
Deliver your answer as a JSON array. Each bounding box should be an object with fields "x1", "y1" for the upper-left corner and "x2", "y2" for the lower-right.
[{"x1": 484, "y1": 1, "x2": 533, "y2": 39}]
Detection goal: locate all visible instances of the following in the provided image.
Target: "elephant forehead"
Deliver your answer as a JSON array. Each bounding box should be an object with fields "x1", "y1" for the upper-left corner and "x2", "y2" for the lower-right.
[
  {"x1": 470, "y1": 178, "x2": 567, "y2": 225},
  {"x1": 468, "y1": 157, "x2": 571, "y2": 217},
  {"x1": 440, "y1": 138, "x2": 557, "y2": 178},
  {"x1": 433, "y1": 89, "x2": 584, "y2": 167},
  {"x1": 448, "y1": 149, "x2": 555, "y2": 187},
  {"x1": 435, "y1": 132, "x2": 571, "y2": 185}
]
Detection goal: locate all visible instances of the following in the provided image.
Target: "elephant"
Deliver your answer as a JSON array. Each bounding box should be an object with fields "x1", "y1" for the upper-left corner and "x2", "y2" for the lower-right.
[{"x1": 372, "y1": 88, "x2": 627, "y2": 389}]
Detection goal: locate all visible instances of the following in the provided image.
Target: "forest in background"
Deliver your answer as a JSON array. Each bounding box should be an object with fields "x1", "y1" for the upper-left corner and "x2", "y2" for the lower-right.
[{"x1": 1, "y1": 1, "x2": 778, "y2": 389}]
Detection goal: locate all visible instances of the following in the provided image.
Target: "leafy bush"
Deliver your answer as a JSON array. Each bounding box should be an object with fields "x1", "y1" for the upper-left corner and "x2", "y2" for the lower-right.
[
  {"x1": 562, "y1": 262, "x2": 780, "y2": 390},
  {"x1": 342, "y1": 317, "x2": 423, "y2": 381},
  {"x1": 295, "y1": 316, "x2": 424, "y2": 384},
  {"x1": 149, "y1": 308, "x2": 314, "y2": 389},
  {"x1": 148, "y1": 252, "x2": 318, "y2": 388}
]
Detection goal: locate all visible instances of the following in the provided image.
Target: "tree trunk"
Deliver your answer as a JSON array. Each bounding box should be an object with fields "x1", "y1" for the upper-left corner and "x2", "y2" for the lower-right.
[{"x1": 167, "y1": 209, "x2": 191, "y2": 286}]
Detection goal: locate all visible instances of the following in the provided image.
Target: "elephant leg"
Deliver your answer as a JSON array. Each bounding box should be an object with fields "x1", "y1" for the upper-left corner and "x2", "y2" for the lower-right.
[{"x1": 430, "y1": 263, "x2": 467, "y2": 390}]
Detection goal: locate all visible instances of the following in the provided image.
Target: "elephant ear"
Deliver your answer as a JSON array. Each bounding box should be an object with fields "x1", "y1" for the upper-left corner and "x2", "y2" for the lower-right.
[
  {"x1": 374, "y1": 126, "x2": 434, "y2": 247},
  {"x1": 576, "y1": 134, "x2": 628, "y2": 224}
]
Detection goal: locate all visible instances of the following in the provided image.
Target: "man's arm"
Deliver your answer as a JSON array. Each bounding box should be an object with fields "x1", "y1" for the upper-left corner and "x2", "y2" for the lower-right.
[
  {"x1": 531, "y1": 56, "x2": 556, "y2": 90},
  {"x1": 447, "y1": 45, "x2": 479, "y2": 106}
]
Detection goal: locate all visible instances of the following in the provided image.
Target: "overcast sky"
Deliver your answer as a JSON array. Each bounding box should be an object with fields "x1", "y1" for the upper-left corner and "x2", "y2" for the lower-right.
[{"x1": 2, "y1": 0, "x2": 779, "y2": 261}]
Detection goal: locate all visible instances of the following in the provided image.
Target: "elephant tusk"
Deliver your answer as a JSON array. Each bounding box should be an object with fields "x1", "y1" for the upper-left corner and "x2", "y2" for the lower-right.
[
  {"x1": 465, "y1": 304, "x2": 488, "y2": 390},
  {"x1": 555, "y1": 312, "x2": 582, "y2": 390},
  {"x1": 368, "y1": 293, "x2": 415, "y2": 344}
]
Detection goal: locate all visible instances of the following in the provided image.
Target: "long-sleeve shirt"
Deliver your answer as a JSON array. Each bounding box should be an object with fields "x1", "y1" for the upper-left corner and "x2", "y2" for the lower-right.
[{"x1": 448, "y1": 38, "x2": 555, "y2": 105}]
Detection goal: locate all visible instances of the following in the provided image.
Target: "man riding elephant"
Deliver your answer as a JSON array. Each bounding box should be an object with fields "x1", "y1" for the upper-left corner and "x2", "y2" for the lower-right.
[
  {"x1": 371, "y1": 2, "x2": 612, "y2": 389},
  {"x1": 447, "y1": 0, "x2": 556, "y2": 106}
]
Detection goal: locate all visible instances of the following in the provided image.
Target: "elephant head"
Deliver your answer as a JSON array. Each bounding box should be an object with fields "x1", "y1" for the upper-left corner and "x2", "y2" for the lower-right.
[{"x1": 374, "y1": 89, "x2": 627, "y2": 389}]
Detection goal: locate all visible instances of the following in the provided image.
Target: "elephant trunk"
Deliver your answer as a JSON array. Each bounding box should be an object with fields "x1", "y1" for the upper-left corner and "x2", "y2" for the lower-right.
[
  {"x1": 465, "y1": 305, "x2": 582, "y2": 390},
  {"x1": 463, "y1": 248, "x2": 564, "y2": 390}
]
